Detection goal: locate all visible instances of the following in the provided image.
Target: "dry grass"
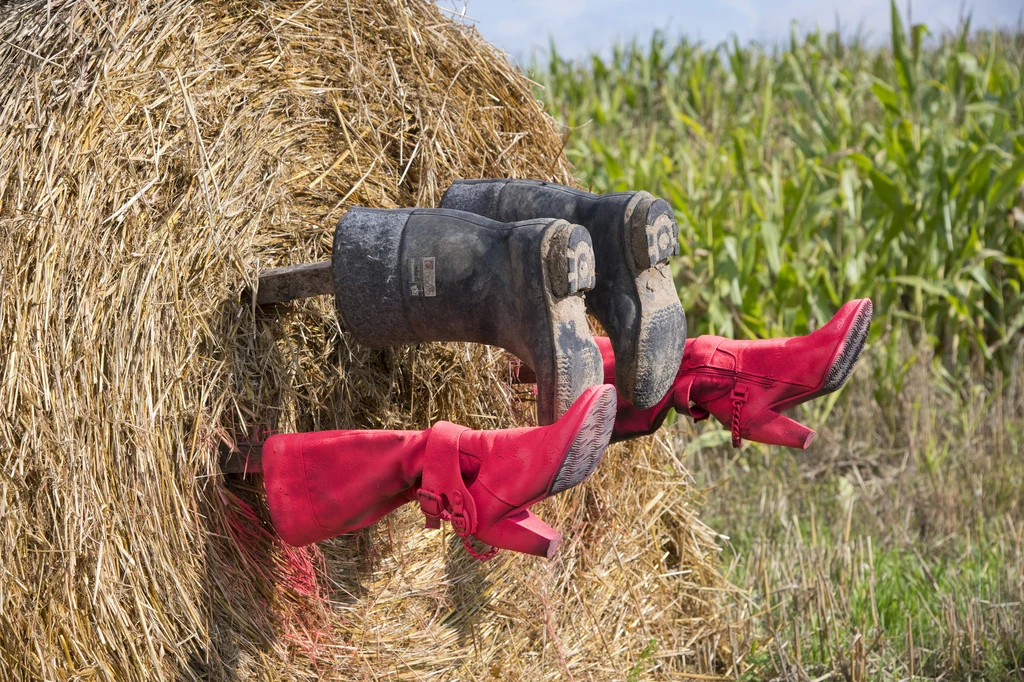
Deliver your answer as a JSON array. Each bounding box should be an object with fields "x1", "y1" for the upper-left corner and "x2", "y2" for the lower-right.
[
  {"x1": 675, "y1": 343, "x2": 1024, "y2": 680},
  {"x1": 0, "y1": 1, "x2": 732, "y2": 679}
]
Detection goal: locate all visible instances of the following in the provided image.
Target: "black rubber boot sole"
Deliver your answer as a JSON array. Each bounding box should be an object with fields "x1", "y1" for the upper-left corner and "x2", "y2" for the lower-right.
[{"x1": 440, "y1": 179, "x2": 686, "y2": 410}]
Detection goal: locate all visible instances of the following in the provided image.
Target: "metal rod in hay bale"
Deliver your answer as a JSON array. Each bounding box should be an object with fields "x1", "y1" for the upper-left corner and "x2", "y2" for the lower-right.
[{"x1": 255, "y1": 261, "x2": 332, "y2": 305}]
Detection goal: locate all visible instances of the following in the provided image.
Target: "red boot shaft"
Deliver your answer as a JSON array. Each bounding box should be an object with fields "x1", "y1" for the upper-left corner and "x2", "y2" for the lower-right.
[
  {"x1": 263, "y1": 384, "x2": 617, "y2": 559},
  {"x1": 263, "y1": 429, "x2": 428, "y2": 546},
  {"x1": 607, "y1": 299, "x2": 872, "y2": 446}
]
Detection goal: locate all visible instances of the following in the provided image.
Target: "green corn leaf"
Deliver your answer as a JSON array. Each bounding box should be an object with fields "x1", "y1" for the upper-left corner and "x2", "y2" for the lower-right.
[
  {"x1": 869, "y1": 169, "x2": 907, "y2": 215},
  {"x1": 872, "y1": 80, "x2": 900, "y2": 114},
  {"x1": 980, "y1": 250, "x2": 1024, "y2": 279},
  {"x1": 967, "y1": 264, "x2": 998, "y2": 299},
  {"x1": 891, "y1": 275, "x2": 949, "y2": 298},
  {"x1": 820, "y1": 266, "x2": 841, "y2": 307},
  {"x1": 847, "y1": 153, "x2": 873, "y2": 172},
  {"x1": 841, "y1": 168, "x2": 858, "y2": 221},
  {"x1": 890, "y1": 0, "x2": 916, "y2": 100},
  {"x1": 732, "y1": 129, "x2": 748, "y2": 177},
  {"x1": 987, "y1": 152, "x2": 1024, "y2": 210},
  {"x1": 760, "y1": 221, "x2": 781, "y2": 274},
  {"x1": 782, "y1": 172, "x2": 814, "y2": 239},
  {"x1": 671, "y1": 107, "x2": 710, "y2": 142},
  {"x1": 759, "y1": 71, "x2": 774, "y2": 147}
]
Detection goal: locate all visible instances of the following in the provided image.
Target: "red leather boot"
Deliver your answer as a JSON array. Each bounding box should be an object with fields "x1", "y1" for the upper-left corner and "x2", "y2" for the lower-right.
[
  {"x1": 262, "y1": 384, "x2": 616, "y2": 560},
  {"x1": 610, "y1": 299, "x2": 872, "y2": 447}
]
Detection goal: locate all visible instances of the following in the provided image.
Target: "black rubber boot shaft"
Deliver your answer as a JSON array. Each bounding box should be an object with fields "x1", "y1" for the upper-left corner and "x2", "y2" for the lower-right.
[
  {"x1": 440, "y1": 179, "x2": 686, "y2": 410},
  {"x1": 332, "y1": 207, "x2": 603, "y2": 425}
]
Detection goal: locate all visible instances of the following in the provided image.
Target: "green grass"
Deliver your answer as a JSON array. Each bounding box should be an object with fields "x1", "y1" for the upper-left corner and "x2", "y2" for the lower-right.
[
  {"x1": 534, "y1": 5, "x2": 1024, "y2": 679},
  {"x1": 698, "y1": 364, "x2": 1024, "y2": 680}
]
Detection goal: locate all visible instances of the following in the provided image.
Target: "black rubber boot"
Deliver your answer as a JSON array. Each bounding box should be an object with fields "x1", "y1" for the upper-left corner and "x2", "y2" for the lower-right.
[
  {"x1": 333, "y1": 207, "x2": 604, "y2": 426},
  {"x1": 439, "y1": 179, "x2": 686, "y2": 410}
]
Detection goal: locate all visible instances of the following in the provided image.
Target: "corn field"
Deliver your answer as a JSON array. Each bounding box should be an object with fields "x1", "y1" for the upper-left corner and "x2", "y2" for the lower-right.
[{"x1": 535, "y1": 3, "x2": 1024, "y2": 388}]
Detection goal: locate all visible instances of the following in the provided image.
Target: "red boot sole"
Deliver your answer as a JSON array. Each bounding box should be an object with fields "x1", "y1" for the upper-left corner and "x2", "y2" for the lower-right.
[
  {"x1": 822, "y1": 299, "x2": 873, "y2": 394},
  {"x1": 549, "y1": 385, "x2": 617, "y2": 495}
]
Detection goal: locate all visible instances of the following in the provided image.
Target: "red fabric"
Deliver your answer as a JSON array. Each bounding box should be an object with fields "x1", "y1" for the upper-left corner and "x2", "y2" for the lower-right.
[
  {"x1": 263, "y1": 430, "x2": 429, "y2": 547},
  {"x1": 263, "y1": 384, "x2": 615, "y2": 558},
  {"x1": 610, "y1": 299, "x2": 871, "y2": 447}
]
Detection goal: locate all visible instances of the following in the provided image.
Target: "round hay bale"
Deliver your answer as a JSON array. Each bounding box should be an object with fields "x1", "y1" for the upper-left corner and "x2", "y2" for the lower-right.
[{"x1": 0, "y1": 0, "x2": 732, "y2": 679}]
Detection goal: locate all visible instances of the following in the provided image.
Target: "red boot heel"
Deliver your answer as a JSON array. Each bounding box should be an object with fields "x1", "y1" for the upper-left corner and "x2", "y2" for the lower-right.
[
  {"x1": 478, "y1": 510, "x2": 562, "y2": 559},
  {"x1": 741, "y1": 410, "x2": 817, "y2": 449}
]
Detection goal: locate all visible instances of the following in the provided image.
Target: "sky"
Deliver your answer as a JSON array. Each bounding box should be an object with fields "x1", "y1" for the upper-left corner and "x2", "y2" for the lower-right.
[{"x1": 439, "y1": 0, "x2": 1023, "y2": 62}]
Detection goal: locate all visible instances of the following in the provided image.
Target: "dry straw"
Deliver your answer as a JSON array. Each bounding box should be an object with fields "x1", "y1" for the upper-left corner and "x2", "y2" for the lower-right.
[{"x1": 0, "y1": 0, "x2": 732, "y2": 678}]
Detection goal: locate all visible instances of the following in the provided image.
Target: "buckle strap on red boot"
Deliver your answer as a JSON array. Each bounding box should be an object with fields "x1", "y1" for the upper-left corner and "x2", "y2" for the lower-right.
[
  {"x1": 730, "y1": 382, "x2": 748, "y2": 448},
  {"x1": 673, "y1": 374, "x2": 711, "y2": 422},
  {"x1": 417, "y1": 421, "x2": 499, "y2": 561}
]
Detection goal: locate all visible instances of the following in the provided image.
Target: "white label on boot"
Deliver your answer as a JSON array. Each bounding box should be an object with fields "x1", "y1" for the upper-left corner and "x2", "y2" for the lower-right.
[
  {"x1": 408, "y1": 257, "x2": 421, "y2": 296},
  {"x1": 422, "y1": 257, "x2": 436, "y2": 297},
  {"x1": 407, "y1": 257, "x2": 436, "y2": 297}
]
